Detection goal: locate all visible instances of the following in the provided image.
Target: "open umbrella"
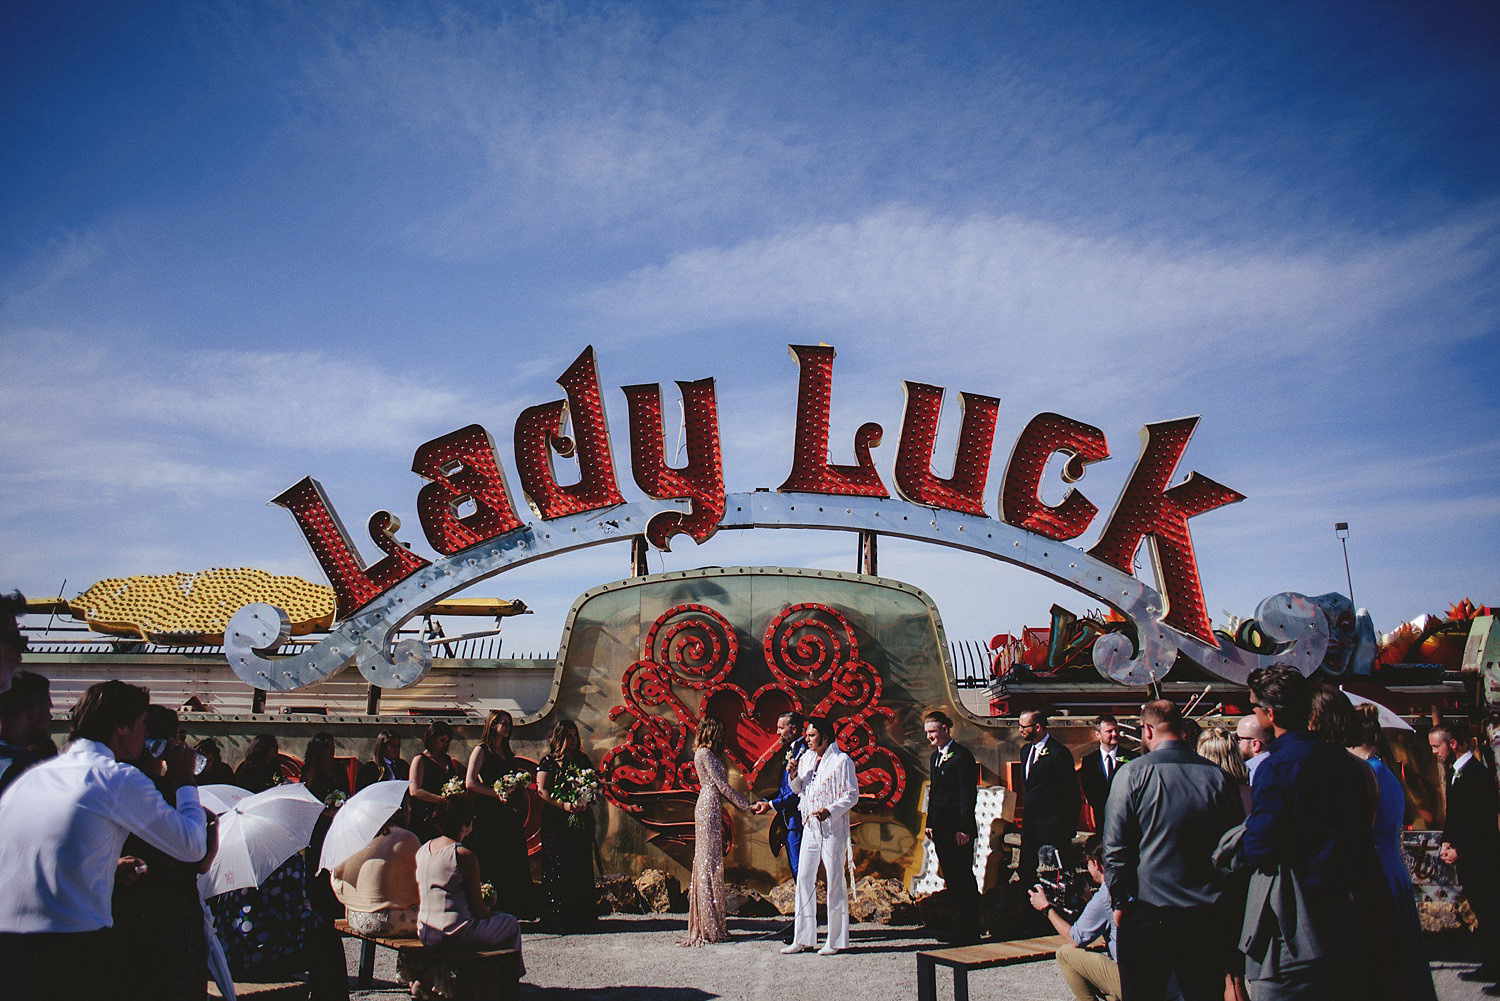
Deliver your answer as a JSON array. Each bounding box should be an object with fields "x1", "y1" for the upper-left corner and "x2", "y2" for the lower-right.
[
  {"x1": 199, "y1": 783, "x2": 324, "y2": 898},
  {"x1": 318, "y1": 779, "x2": 409, "y2": 874},
  {"x1": 198, "y1": 783, "x2": 251, "y2": 815},
  {"x1": 1341, "y1": 687, "x2": 1416, "y2": 732}
]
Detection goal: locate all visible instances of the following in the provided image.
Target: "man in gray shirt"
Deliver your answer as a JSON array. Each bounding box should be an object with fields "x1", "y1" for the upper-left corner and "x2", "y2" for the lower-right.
[{"x1": 1104, "y1": 700, "x2": 1245, "y2": 1000}]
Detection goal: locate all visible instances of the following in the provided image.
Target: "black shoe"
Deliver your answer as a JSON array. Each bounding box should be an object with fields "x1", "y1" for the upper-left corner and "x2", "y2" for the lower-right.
[{"x1": 1462, "y1": 966, "x2": 1500, "y2": 983}]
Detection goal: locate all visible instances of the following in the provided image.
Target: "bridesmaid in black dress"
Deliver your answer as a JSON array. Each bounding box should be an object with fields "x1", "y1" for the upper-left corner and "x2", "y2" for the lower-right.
[
  {"x1": 408, "y1": 721, "x2": 462, "y2": 842},
  {"x1": 465, "y1": 709, "x2": 538, "y2": 918},
  {"x1": 534, "y1": 719, "x2": 598, "y2": 933},
  {"x1": 233, "y1": 733, "x2": 283, "y2": 792}
]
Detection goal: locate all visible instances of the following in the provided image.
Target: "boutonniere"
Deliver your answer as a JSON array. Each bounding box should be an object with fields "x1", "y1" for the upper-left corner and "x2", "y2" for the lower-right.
[
  {"x1": 938, "y1": 747, "x2": 953, "y2": 765},
  {"x1": 1035, "y1": 744, "x2": 1051, "y2": 758}
]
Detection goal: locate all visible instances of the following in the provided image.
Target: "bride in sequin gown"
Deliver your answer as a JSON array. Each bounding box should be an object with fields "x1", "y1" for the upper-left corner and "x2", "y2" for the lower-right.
[{"x1": 682, "y1": 717, "x2": 768, "y2": 946}]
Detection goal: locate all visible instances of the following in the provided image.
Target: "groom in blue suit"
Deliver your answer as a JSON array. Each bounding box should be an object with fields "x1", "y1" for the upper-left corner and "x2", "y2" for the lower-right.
[{"x1": 767, "y1": 710, "x2": 806, "y2": 877}]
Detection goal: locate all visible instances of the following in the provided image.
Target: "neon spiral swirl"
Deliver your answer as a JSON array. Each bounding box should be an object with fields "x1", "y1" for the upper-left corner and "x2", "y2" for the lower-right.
[
  {"x1": 763, "y1": 602, "x2": 858, "y2": 689},
  {"x1": 643, "y1": 604, "x2": 738, "y2": 690}
]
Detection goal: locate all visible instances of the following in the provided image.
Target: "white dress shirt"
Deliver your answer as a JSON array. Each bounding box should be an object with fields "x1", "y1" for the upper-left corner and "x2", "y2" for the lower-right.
[{"x1": 0, "y1": 738, "x2": 206, "y2": 933}]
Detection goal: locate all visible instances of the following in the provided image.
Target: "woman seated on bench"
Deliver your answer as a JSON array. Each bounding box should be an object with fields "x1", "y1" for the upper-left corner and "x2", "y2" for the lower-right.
[
  {"x1": 331, "y1": 803, "x2": 421, "y2": 937},
  {"x1": 417, "y1": 793, "x2": 526, "y2": 973}
]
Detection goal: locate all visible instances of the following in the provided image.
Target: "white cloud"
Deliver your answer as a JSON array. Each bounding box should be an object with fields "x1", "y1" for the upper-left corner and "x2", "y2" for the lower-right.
[
  {"x1": 0, "y1": 329, "x2": 478, "y2": 507},
  {"x1": 587, "y1": 205, "x2": 1498, "y2": 361}
]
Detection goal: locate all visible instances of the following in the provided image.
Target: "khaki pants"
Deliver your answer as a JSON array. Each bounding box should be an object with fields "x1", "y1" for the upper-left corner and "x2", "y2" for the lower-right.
[{"x1": 1056, "y1": 943, "x2": 1122, "y2": 1001}]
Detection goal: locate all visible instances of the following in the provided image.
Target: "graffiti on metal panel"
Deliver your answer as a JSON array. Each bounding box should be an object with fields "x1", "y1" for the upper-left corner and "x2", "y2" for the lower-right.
[{"x1": 602, "y1": 601, "x2": 907, "y2": 850}]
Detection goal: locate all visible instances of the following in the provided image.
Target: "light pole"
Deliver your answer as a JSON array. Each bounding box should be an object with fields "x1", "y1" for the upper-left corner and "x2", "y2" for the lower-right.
[{"x1": 1334, "y1": 522, "x2": 1354, "y2": 608}]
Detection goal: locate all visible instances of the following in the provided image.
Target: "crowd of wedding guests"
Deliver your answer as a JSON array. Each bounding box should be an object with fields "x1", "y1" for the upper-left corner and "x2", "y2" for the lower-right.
[
  {"x1": 1011, "y1": 670, "x2": 1467, "y2": 1001},
  {"x1": 0, "y1": 583, "x2": 1492, "y2": 1001}
]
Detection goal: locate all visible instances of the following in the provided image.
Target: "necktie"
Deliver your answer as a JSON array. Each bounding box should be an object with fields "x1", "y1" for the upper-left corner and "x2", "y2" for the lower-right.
[
  {"x1": 1103, "y1": 753, "x2": 1113, "y2": 781},
  {"x1": 1026, "y1": 742, "x2": 1039, "y2": 778}
]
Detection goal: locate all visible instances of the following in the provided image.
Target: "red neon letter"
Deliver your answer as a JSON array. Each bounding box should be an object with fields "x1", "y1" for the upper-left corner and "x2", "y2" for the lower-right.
[
  {"x1": 622, "y1": 378, "x2": 726, "y2": 550},
  {"x1": 1001, "y1": 412, "x2": 1110, "y2": 540},
  {"x1": 1088, "y1": 417, "x2": 1244, "y2": 643},
  {"x1": 271, "y1": 477, "x2": 430, "y2": 620},
  {"x1": 513, "y1": 346, "x2": 626, "y2": 519},
  {"x1": 412, "y1": 424, "x2": 524, "y2": 555},
  {"x1": 778, "y1": 344, "x2": 888, "y2": 497},
  {"x1": 892, "y1": 381, "x2": 998, "y2": 516}
]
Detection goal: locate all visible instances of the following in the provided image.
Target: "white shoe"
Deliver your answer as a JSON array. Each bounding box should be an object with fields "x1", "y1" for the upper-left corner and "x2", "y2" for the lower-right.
[
  {"x1": 780, "y1": 944, "x2": 810, "y2": 955},
  {"x1": 818, "y1": 945, "x2": 840, "y2": 956}
]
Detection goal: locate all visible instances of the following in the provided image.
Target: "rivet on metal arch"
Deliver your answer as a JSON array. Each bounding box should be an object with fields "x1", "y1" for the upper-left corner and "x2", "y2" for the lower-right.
[
  {"x1": 719, "y1": 492, "x2": 1320, "y2": 687},
  {"x1": 225, "y1": 499, "x2": 690, "y2": 691}
]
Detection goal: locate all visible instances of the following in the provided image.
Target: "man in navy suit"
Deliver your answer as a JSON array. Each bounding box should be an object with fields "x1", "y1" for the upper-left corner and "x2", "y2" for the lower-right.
[
  {"x1": 1017, "y1": 709, "x2": 1080, "y2": 889},
  {"x1": 1078, "y1": 714, "x2": 1129, "y2": 826},
  {"x1": 925, "y1": 710, "x2": 980, "y2": 942},
  {"x1": 766, "y1": 710, "x2": 806, "y2": 878},
  {"x1": 1239, "y1": 668, "x2": 1385, "y2": 1000},
  {"x1": 1432, "y1": 721, "x2": 1500, "y2": 985}
]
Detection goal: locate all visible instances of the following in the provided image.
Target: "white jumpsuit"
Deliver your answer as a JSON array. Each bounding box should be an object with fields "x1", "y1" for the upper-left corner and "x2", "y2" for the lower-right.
[{"x1": 789, "y1": 743, "x2": 860, "y2": 949}]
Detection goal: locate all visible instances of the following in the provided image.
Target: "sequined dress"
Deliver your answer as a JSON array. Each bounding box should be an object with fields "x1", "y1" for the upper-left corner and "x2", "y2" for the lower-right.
[{"x1": 683, "y1": 747, "x2": 755, "y2": 946}]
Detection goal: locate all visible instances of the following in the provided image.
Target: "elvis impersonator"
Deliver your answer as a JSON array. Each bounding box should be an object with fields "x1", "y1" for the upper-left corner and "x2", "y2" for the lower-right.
[{"x1": 782, "y1": 716, "x2": 860, "y2": 956}]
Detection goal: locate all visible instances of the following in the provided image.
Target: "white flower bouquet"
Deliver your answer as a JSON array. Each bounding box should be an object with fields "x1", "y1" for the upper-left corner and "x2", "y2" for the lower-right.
[
  {"x1": 550, "y1": 763, "x2": 602, "y2": 827},
  {"x1": 493, "y1": 771, "x2": 533, "y2": 802}
]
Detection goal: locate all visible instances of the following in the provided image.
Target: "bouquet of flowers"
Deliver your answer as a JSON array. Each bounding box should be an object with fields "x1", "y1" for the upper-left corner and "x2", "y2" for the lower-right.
[
  {"x1": 493, "y1": 771, "x2": 533, "y2": 802},
  {"x1": 550, "y1": 763, "x2": 602, "y2": 828},
  {"x1": 441, "y1": 777, "x2": 467, "y2": 798},
  {"x1": 480, "y1": 882, "x2": 497, "y2": 907},
  {"x1": 322, "y1": 789, "x2": 348, "y2": 810}
]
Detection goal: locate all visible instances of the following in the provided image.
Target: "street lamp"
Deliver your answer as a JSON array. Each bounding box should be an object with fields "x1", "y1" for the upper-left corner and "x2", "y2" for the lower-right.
[{"x1": 1334, "y1": 522, "x2": 1354, "y2": 608}]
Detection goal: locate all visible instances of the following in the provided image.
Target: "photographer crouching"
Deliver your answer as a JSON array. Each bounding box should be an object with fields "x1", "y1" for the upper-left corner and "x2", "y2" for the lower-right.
[{"x1": 1028, "y1": 836, "x2": 1119, "y2": 1001}]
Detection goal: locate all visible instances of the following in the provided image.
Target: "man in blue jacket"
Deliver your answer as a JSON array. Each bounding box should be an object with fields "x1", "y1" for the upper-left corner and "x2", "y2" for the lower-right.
[{"x1": 1239, "y1": 667, "x2": 1386, "y2": 1000}]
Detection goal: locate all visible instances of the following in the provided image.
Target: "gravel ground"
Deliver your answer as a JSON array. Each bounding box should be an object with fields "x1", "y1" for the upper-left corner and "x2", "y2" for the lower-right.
[{"x1": 344, "y1": 915, "x2": 1491, "y2": 1001}]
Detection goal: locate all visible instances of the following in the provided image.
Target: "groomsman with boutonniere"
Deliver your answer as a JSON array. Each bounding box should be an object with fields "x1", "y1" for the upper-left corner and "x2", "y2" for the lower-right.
[
  {"x1": 1017, "y1": 709, "x2": 1080, "y2": 890},
  {"x1": 1078, "y1": 715, "x2": 1130, "y2": 827},
  {"x1": 924, "y1": 710, "x2": 982, "y2": 943}
]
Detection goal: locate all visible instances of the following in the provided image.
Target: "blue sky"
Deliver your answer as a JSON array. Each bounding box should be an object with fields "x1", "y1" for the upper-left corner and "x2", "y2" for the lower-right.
[{"x1": 2, "y1": 1, "x2": 1497, "y2": 657}]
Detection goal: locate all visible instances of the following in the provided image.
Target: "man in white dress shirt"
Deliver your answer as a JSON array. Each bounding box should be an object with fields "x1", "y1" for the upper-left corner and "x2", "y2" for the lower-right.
[
  {"x1": 1236, "y1": 713, "x2": 1273, "y2": 785},
  {"x1": 782, "y1": 716, "x2": 860, "y2": 957},
  {"x1": 0, "y1": 679, "x2": 208, "y2": 1000}
]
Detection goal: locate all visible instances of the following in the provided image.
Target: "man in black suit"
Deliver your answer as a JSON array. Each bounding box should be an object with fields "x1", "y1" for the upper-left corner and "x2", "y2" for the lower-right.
[
  {"x1": 1432, "y1": 722, "x2": 1500, "y2": 984},
  {"x1": 1017, "y1": 709, "x2": 1080, "y2": 889},
  {"x1": 924, "y1": 710, "x2": 980, "y2": 942},
  {"x1": 1077, "y1": 714, "x2": 1129, "y2": 826}
]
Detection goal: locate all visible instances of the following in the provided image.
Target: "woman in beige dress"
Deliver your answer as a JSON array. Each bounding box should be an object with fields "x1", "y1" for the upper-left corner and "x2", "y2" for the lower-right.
[{"x1": 681, "y1": 717, "x2": 769, "y2": 946}]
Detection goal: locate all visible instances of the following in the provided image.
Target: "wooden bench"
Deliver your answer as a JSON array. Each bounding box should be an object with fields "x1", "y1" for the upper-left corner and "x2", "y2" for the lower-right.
[
  {"x1": 207, "y1": 978, "x2": 307, "y2": 1000},
  {"x1": 333, "y1": 919, "x2": 521, "y2": 1001},
  {"x1": 916, "y1": 933, "x2": 1073, "y2": 1001}
]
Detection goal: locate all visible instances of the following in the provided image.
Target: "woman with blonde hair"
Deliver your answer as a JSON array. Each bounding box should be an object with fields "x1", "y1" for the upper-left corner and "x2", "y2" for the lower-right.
[
  {"x1": 681, "y1": 716, "x2": 769, "y2": 946},
  {"x1": 1197, "y1": 725, "x2": 1251, "y2": 1001}
]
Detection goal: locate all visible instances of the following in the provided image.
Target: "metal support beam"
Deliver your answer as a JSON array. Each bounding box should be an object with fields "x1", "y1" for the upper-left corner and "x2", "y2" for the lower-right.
[{"x1": 632, "y1": 535, "x2": 650, "y2": 577}]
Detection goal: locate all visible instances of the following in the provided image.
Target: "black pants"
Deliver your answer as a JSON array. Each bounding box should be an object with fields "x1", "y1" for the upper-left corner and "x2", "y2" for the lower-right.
[
  {"x1": 933, "y1": 827, "x2": 980, "y2": 935},
  {"x1": 1462, "y1": 861, "x2": 1500, "y2": 969},
  {"x1": 1116, "y1": 902, "x2": 1226, "y2": 1001}
]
